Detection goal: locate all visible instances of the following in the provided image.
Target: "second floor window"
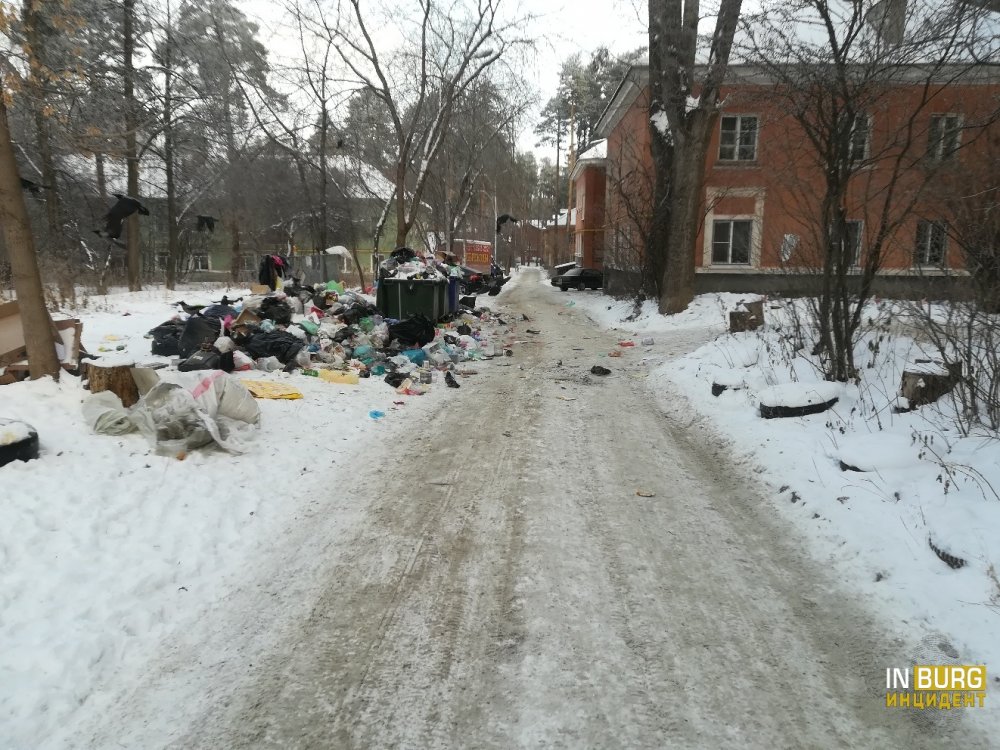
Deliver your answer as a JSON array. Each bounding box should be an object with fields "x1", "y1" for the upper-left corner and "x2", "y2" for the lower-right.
[
  {"x1": 915, "y1": 220, "x2": 948, "y2": 267},
  {"x1": 927, "y1": 115, "x2": 960, "y2": 160},
  {"x1": 719, "y1": 116, "x2": 758, "y2": 161},
  {"x1": 849, "y1": 113, "x2": 870, "y2": 162},
  {"x1": 712, "y1": 219, "x2": 752, "y2": 264}
]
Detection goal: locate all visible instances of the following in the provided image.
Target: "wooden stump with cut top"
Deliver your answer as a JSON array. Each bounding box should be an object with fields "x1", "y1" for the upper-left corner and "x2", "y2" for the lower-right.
[
  {"x1": 899, "y1": 360, "x2": 962, "y2": 409},
  {"x1": 729, "y1": 299, "x2": 765, "y2": 333},
  {"x1": 86, "y1": 362, "x2": 140, "y2": 407}
]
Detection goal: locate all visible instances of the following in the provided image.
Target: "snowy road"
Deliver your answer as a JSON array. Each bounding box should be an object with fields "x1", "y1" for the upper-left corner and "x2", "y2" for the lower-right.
[{"x1": 81, "y1": 270, "x2": 988, "y2": 749}]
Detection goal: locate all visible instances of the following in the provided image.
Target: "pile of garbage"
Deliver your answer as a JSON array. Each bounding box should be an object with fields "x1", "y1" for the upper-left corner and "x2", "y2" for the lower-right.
[
  {"x1": 379, "y1": 246, "x2": 511, "y2": 297},
  {"x1": 145, "y1": 279, "x2": 511, "y2": 391}
]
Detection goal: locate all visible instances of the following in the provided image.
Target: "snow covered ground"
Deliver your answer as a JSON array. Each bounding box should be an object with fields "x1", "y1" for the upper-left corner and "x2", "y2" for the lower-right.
[
  {"x1": 3, "y1": 270, "x2": 998, "y2": 745},
  {"x1": 0, "y1": 281, "x2": 509, "y2": 749},
  {"x1": 550, "y1": 275, "x2": 1000, "y2": 726}
]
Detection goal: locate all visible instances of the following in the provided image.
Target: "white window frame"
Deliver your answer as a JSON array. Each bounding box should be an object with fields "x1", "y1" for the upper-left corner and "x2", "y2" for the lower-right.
[
  {"x1": 711, "y1": 219, "x2": 754, "y2": 265},
  {"x1": 927, "y1": 114, "x2": 961, "y2": 161},
  {"x1": 702, "y1": 188, "x2": 765, "y2": 270},
  {"x1": 915, "y1": 220, "x2": 948, "y2": 267},
  {"x1": 191, "y1": 253, "x2": 210, "y2": 271},
  {"x1": 719, "y1": 115, "x2": 759, "y2": 162},
  {"x1": 849, "y1": 113, "x2": 870, "y2": 162}
]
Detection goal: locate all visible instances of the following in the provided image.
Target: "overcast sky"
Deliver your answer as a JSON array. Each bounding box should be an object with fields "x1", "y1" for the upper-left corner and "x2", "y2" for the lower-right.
[{"x1": 243, "y1": 0, "x2": 646, "y2": 163}]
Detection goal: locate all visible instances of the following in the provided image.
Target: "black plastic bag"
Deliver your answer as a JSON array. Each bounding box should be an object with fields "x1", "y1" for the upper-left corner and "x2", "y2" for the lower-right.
[
  {"x1": 384, "y1": 372, "x2": 408, "y2": 388},
  {"x1": 243, "y1": 329, "x2": 304, "y2": 364},
  {"x1": 178, "y1": 315, "x2": 221, "y2": 359},
  {"x1": 199, "y1": 304, "x2": 237, "y2": 320},
  {"x1": 178, "y1": 349, "x2": 221, "y2": 371},
  {"x1": 148, "y1": 319, "x2": 185, "y2": 356},
  {"x1": 259, "y1": 297, "x2": 293, "y2": 325},
  {"x1": 390, "y1": 247, "x2": 417, "y2": 263},
  {"x1": 388, "y1": 314, "x2": 436, "y2": 347}
]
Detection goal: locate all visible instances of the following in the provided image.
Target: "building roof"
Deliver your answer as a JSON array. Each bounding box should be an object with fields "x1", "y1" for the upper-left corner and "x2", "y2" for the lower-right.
[
  {"x1": 570, "y1": 139, "x2": 608, "y2": 181},
  {"x1": 593, "y1": 60, "x2": 1000, "y2": 140}
]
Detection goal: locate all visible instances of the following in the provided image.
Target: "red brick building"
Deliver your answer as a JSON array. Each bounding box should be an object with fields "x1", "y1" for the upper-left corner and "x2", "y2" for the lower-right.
[{"x1": 586, "y1": 64, "x2": 1000, "y2": 296}]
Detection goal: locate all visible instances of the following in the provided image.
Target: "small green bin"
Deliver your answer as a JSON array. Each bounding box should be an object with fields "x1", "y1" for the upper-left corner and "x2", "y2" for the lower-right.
[{"x1": 376, "y1": 278, "x2": 449, "y2": 321}]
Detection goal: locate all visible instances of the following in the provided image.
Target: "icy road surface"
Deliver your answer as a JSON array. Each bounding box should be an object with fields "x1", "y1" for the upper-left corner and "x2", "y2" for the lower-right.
[{"x1": 78, "y1": 269, "x2": 988, "y2": 749}]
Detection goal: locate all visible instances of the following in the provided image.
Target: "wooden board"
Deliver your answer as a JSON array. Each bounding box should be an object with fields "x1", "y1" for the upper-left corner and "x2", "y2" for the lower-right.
[{"x1": 0, "y1": 301, "x2": 28, "y2": 368}]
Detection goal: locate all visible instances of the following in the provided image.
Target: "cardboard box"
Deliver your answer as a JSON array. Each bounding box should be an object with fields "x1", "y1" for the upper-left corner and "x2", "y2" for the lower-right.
[
  {"x1": 0, "y1": 302, "x2": 85, "y2": 374},
  {"x1": 0, "y1": 301, "x2": 28, "y2": 368}
]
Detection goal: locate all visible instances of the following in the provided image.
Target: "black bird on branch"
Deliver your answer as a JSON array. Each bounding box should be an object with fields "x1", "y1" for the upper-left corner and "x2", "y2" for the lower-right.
[
  {"x1": 496, "y1": 213, "x2": 519, "y2": 234},
  {"x1": 196, "y1": 215, "x2": 219, "y2": 233},
  {"x1": 93, "y1": 193, "x2": 150, "y2": 241},
  {"x1": 20, "y1": 177, "x2": 51, "y2": 195}
]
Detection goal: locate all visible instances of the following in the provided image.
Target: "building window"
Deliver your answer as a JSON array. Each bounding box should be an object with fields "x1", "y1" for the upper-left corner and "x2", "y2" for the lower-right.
[
  {"x1": 915, "y1": 221, "x2": 948, "y2": 267},
  {"x1": 156, "y1": 253, "x2": 169, "y2": 270},
  {"x1": 712, "y1": 220, "x2": 752, "y2": 264},
  {"x1": 191, "y1": 253, "x2": 209, "y2": 271},
  {"x1": 844, "y1": 221, "x2": 863, "y2": 266},
  {"x1": 240, "y1": 255, "x2": 256, "y2": 271},
  {"x1": 927, "y1": 115, "x2": 960, "y2": 160},
  {"x1": 849, "y1": 113, "x2": 870, "y2": 162},
  {"x1": 719, "y1": 116, "x2": 758, "y2": 161}
]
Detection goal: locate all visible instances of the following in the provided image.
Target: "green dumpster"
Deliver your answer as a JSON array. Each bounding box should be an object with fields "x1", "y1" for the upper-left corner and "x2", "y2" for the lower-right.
[{"x1": 377, "y1": 278, "x2": 449, "y2": 321}]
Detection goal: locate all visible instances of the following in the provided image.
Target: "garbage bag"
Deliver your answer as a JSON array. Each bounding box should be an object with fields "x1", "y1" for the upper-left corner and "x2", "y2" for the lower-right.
[
  {"x1": 179, "y1": 315, "x2": 222, "y2": 358},
  {"x1": 82, "y1": 391, "x2": 137, "y2": 436},
  {"x1": 129, "y1": 372, "x2": 259, "y2": 454},
  {"x1": 384, "y1": 372, "x2": 408, "y2": 388},
  {"x1": 259, "y1": 297, "x2": 293, "y2": 325},
  {"x1": 243, "y1": 329, "x2": 304, "y2": 364},
  {"x1": 388, "y1": 314, "x2": 436, "y2": 347},
  {"x1": 390, "y1": 247, "x2": 417, "y2": 263},
  {"x1": 199, "y1": 304, "x2": 237, "y2": 320},
  {"x1": 178, "y1": 349, "x2": 221, "y2": 371},
  {"x1": 148, "y1": 319, "x2": 185, "y2": 356}
]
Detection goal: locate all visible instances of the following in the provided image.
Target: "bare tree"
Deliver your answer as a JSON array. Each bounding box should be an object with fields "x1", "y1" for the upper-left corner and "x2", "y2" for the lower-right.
[
  {"x1": 313, "y1": 0, "x2": 531, "y2": 249},
  {"x1": 741, "y1": 0, "x2": 1000, "y2": 381}
]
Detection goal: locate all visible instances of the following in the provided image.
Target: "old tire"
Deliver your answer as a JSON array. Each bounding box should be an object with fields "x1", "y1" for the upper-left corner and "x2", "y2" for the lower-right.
[{"x1": 0, "y1": 419, "x2": 40, "y2": 467}]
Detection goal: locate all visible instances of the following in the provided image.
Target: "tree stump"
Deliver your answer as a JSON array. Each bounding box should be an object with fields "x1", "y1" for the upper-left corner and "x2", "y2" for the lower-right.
[
  {"x1": 86, "y1": 362, "x2": 140, "y2": 407},
  {"x1": 899, "y1": 360, "x2": 962, "y2": 409},
  {"x1": 729, "y1": 299, "x2": 765, "y2": 332}
]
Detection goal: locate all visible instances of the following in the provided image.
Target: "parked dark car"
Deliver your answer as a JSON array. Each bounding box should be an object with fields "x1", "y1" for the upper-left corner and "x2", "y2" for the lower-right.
[
  {"x1": 549, "y1": 262, "x2": 577, "y2": 286},
  {"x1": 552, "y1": 267, "x2": 603, "y2": 291}
]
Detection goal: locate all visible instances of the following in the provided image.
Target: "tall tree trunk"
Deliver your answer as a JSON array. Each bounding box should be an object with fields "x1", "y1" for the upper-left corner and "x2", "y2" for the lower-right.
[
  {"x1": 661, "y1": 112, "x2": 712, "y2": 313},
  {"x1": 124, "y1": 0, "x2": 142, "y2": 291},
  {"x1": 318, "y1": 105, "x2": 329, "y2": 252},
  {"x1": 394, "y1": 160, "x2": 407, "y2": 247},
  {"x1": 650, "y1": 0, "x2": 743, "y2": 314},
  {"x1": 163, "y1": 0, "x2": 179, "y2": 290},
  {"x1": 0, "y1": 84, "x2": 60, "y2": 379}
]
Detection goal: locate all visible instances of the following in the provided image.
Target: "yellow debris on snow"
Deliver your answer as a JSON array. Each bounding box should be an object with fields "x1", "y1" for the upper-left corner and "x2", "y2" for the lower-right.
[{"x1": 241, "y1": 380, "x2": 304, "y2": 400}]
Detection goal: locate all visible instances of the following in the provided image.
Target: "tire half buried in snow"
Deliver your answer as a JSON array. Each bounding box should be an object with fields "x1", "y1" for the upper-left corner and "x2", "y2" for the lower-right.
[
  {"x1": 758, "y1": 382, "x2": 841, "y2": 419},
  {"x1": 0, "y1": 418, "x2": 39, "y2": 466}
]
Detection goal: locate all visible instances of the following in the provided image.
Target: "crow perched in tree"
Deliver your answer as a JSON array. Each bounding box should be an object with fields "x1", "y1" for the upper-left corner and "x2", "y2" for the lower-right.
[
  {"x1": 336, "y1": 137, "x2": 344, "y2": 149},
  {"x1": 93, "y1": 193, "x2": 150, "y2": 240},
  {"x1": 496, "y1": 213, "x2": 519, "y2": 234},
  {"x1": 20, "y1": 177, "x2": 50, "y2": 195},
  {"x1": 196, "y1": 215, "x2": 219, "y2": 232}
]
